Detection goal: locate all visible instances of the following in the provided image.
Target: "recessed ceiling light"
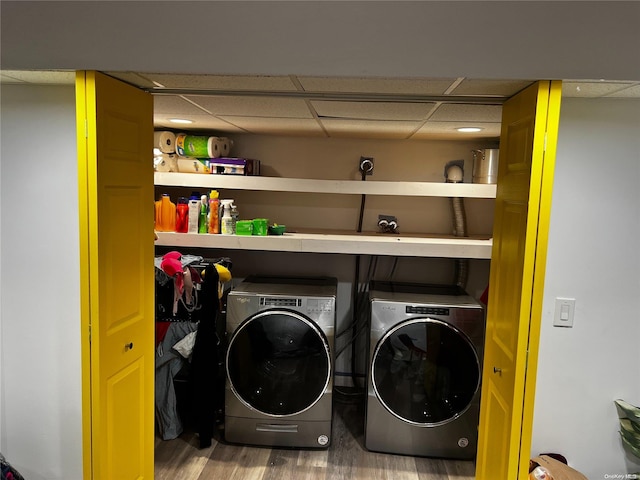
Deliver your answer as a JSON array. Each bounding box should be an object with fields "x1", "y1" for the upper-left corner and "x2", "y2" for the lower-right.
[
  {"x1": 457, "y1": 127, "x2": 483, "y2": 133},
  {"x1": 169, "y1": 118, "x2": 193, "y2": 124}
]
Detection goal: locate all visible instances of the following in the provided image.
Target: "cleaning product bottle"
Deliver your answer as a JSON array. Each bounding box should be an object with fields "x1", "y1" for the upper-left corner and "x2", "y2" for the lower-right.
[
  {"x1": 220, "y1": 199, "x2": 234, "y2": 235},
  {"x1": 155, "y1": 194, "x2": 176, "y2": 232},
  {"x1": 230, "y1": 203, "x2": 239, "y2": 234},
  {"x1": 187, "y1": 196, "x2": 201, "y2": 233},
  {"x1": 208, "y1": 190, "x2": 220, "y2": 234},
  {"x1": 175, "y1": 197, "x2": 189, "y2": 233},
  {"x1": 198, "y1": 194, "x2": 208, "y2": 234}
]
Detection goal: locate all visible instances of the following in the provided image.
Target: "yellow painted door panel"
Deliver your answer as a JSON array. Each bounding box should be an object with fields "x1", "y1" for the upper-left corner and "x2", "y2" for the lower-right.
[
  {"x1": 475, "y1": 81, "x2": 562, "y2": 480},
  {"x1": 77, "y1": 71, "x2": 154, "y2": 480}
]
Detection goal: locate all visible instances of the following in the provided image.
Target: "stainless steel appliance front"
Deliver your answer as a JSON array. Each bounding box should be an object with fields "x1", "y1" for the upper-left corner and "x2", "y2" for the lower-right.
[{"x1": 225, "y1": 276, "x2": 337, "y2": 448}]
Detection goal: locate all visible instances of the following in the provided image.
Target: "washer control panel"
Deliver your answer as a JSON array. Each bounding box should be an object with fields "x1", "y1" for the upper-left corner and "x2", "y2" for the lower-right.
[{"x1": 405, "y1": 306, "x2": 450, "y2": 316}]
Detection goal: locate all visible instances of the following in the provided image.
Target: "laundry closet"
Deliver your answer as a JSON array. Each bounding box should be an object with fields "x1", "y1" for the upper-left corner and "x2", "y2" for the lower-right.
[{"x1": 149, "y1": 74, "x2": 503, "y2": 458}]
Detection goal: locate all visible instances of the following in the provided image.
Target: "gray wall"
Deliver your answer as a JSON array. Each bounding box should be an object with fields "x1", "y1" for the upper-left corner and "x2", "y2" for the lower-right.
[
  {"x1": 0, "y1": 84, "x2": 82, "y2": 480},
  {"x1": 2, "y1": 1, "x2": 639, "y2": 81},
  {"x1": 533, "y1": 98, "x2": 640, "y2": 477}
]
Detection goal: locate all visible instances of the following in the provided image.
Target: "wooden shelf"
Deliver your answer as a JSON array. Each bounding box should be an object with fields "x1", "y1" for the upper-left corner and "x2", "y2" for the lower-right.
[
  {"x1": 155, "y1": 231, "x2": 493, "y2": 259},
  {"x1": 154, "y1": 172, "x2": 497, "y2": 198}
]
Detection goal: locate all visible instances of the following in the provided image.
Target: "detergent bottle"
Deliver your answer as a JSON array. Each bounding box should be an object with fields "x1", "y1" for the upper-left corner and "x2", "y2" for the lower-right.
[
  {"x1": 175, "y1": 197, "x2": 189, "y2": 233},
  {"x1": 155, "y1": 194, "x2": 176, "y2": 232},
  {"x1": 187, "y1": 195, "x2": 201, "y2": 233}
]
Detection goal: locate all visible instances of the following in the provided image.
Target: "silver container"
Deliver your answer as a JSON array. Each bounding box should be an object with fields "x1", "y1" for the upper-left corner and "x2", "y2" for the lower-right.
[{"x1": 472, "y1": 149, "x2": 499, "y2": 184}]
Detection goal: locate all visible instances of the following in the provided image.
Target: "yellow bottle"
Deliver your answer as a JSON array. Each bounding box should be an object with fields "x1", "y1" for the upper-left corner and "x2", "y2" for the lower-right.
[{"x1": 208, "y1": 190, "x2": 220, "y2": 234}]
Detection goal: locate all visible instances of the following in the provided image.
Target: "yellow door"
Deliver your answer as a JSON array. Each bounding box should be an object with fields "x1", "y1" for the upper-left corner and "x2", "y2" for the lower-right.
[
  {"x1": 77, "y1": 71, "x2": 155, "y2": 479},
  {"x1": 475, "y1": 81, "x2": 561, "y2": 479}
]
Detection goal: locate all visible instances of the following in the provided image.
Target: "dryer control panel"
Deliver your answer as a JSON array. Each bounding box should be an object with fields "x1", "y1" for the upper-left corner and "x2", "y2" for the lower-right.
[{"x1": 260, "y1": 297, "x2": 302, "y2": 307}]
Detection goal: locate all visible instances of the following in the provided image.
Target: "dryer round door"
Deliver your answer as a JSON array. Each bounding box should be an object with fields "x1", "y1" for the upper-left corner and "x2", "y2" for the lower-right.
[
  {"x1": 227, "y1": 309, "x2": 331, "y2": 417},
  {"x1": 372, "y1": 317, "x2": 480, "y2": 426}
]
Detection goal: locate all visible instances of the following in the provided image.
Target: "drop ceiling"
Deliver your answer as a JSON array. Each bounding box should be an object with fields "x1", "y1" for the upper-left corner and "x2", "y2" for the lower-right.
[{"x1": 2, "y1": 70, "x2": 639, "y2": 140}]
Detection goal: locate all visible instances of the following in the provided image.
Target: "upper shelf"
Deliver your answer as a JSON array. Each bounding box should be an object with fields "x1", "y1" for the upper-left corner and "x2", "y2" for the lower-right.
[{"x1": 154, "y1": 173, "x2": 497, "y2": 198}]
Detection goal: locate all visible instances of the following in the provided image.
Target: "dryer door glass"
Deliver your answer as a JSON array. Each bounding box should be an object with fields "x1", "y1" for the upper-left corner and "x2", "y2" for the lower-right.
[
  {"x1": 372, "y1": 318, "x2": 480, "y2": 426},
  {"x1": 227, "y1": 310, "x2": 331, "y2": 416}
]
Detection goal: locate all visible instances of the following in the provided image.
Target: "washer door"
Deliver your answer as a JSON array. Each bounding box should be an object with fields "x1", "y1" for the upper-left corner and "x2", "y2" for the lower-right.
[
  {"x1": 227, "y1": 309, "x2": 331, "y2": 417},
  {"x1": 372, "y1": 317, "x2": 480, "y2": 426}
]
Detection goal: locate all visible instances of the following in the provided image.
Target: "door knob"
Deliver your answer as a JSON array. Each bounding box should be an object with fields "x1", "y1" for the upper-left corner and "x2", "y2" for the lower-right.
[
  {"x1": 125, "y1": 342, "x2": 134, "y2": 351},
  {"x1": 493, "y1": 367, "x2": 502, "y2": 375}
]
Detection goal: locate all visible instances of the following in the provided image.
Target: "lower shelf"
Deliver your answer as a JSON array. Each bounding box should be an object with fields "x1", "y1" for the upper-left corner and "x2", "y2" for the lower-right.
[{"x1": 155, "y1": 230, "x2": 493, "y2": 259}]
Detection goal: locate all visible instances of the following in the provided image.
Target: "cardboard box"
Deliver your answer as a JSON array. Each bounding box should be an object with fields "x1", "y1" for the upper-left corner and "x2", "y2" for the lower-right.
[
  {"x1": 209, "y1": 157, "x2": 261, "y2": 176},
  {"x1": 529, "y1": 455, "x2": 588, "y2": 480}
]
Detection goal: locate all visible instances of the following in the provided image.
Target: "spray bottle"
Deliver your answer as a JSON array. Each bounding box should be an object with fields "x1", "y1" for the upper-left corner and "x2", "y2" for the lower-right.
[
  {"x1": 198, "y1": 194, "x2": 208, "y2": 234},
  {"x1": 230, "y1": 202, "x2": 239, "y2": 234},
  {"x1": 220, "y1": 199, "x2": 234, "y2": 235},
  {"x1": 208, "y1": 190, "x2": 220, "y2": 234}
]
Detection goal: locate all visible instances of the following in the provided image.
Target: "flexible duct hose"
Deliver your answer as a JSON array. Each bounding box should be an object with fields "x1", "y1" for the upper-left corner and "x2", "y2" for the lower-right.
[{"x1": 445, "y1": 162, "x2": 469, "y2": 290}]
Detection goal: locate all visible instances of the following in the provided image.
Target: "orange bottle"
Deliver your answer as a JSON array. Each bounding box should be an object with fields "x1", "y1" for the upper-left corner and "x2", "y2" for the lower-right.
[
  {"x1": 208, "y1": 190, "x2": 220, "y2": 234},
  {"x1": 155, "y1": 194, "x2": 176, "y2": 232}
]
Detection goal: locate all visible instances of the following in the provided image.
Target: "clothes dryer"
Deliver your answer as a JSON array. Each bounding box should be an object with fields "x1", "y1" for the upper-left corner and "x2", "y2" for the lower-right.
[
  {"x1": 365, "y1": 281, "x2": 484, "y2": 459},
  {"x1": 225, "y1": 276, "x2": 337, "y2": 448}
]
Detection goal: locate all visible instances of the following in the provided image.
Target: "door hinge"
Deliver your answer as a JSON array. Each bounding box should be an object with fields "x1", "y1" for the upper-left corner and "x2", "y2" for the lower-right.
[{"x1": 89, "y1": 325, "x2": 92, "y2": 344}]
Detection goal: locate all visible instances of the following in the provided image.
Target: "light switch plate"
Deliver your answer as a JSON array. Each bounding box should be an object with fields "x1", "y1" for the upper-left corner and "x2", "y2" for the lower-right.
[{"x1": 553, "y1": 297, "x2": 575, "y2": 327}]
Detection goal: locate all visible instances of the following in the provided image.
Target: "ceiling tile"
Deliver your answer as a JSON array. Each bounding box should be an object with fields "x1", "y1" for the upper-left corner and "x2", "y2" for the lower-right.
[
  {"x1": 218, "y1": 116, "x2": 326, "y2": 136},
  {"x1": 140, "y1": 73, "x2": 298, "y2": 91},
  {"x1": 563, "y1": 81, "x2": 639, "y2": 97},
  {"x1": 429, "y1": 104, "x2": 502, "y2": 122},
  {"x1": 321, "y1": 119, "x2": 421, "y2": 139},
  {"x1": 412, "y1": 122, "x2": 501, "y2": 140},
  {"x1": 183, "y1": 95, "x2": 314, "y2": 118},
  {"x1": 605, "y1": 84, "x2": 640, "y2": 97},
  {"x1": 0, "y1": 70, "x2": 74, "y2": 84},
  {"x1": 311, "y1": 100, "x2": 437, "y2": 121},
  {"x1": 154, "y1": 95, "x2": 209, "y2": 115},
  {"x1": 297, "y1": 76, "x2": 457, "y2": 95},
  {"x1": 449, "y1": 79, "x2": 534, "y2": 96},
  {"x1": 0, "y1": 73, "x2": 27, "y2": 83}
]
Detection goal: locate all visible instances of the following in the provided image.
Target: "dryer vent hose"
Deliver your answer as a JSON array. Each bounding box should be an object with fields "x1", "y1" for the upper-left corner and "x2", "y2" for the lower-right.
[{"x1": 446, "y1": 162, "x2": 469, "y2": 290}]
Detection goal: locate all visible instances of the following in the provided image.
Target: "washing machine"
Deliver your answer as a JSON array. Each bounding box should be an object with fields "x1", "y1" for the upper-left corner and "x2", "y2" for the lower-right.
[
  {"x1": 365, "y1": 281, "x2": 485, "y2": 459},
  {"x1": 225, "y1": 275, "x2": 337, "y2": 448}
]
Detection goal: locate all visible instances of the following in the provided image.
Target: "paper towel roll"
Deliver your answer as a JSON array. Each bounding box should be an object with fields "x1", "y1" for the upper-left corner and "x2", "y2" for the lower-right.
[
  {"x1": 154, "y1": 153, "x2": 179, "y2": 172},
  {"x1": 207, "y1": 137, "x2": 234, "y2": 158},
  {"x1": 207, "y1": 137, "x2": 223, "y2": 158},
  {"x1": 177, "y1": 157, "x2": 212, "y2": 174},
  {"x1": 176, "y1": 133, "x2": 211, "y2": 157},
  {"x1": 154, "y1": 131, "x2": 176, "y2": 154},
  {"x1": 220, "y1": 137, "x2": 233, "y2": 157}
]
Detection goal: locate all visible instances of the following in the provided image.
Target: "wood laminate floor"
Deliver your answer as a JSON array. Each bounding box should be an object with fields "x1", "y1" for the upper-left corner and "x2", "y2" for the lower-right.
[{"x1": 154, "y1": 395, "x2": 476, "y2": 480}]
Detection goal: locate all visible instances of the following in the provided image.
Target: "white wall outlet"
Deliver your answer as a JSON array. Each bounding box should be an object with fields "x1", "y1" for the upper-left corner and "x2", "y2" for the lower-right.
[{"x1": 553, "y1": 297, "x2": 576, "y2": 328}]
